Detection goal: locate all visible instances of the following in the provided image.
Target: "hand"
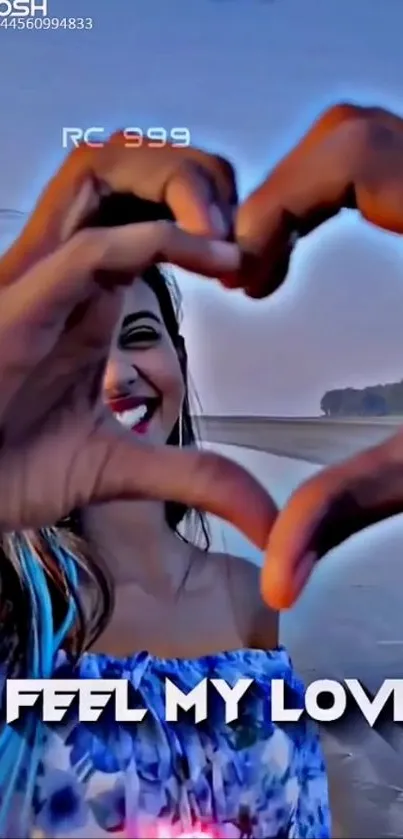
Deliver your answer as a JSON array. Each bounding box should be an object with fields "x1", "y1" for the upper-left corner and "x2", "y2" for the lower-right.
[
  {"x1": 0, "y1": 182, "x2": 277, "y2": 547},
  {"x1": 261, "y1": 429, "x2": 403, "y2": 609},
  {"x1": 223, "y1": 100, "x2": 403, "y2": 607},
  {"x1": 235, "y1": 102, "x2": 403, "y2": 296},
  {"x1": 1, "y1": 132, "x2": 238, "y2": 285}
]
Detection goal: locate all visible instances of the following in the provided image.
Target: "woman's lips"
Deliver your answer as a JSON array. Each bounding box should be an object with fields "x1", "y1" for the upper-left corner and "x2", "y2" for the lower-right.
[{"x1": 108, "y1": 396, "x2": 147, "y2": 413}]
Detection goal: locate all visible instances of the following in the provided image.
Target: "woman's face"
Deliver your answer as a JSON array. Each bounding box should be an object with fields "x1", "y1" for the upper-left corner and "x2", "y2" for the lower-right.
[{"x1": 103, "y1": 278, "x2": 185, "y2": 445}]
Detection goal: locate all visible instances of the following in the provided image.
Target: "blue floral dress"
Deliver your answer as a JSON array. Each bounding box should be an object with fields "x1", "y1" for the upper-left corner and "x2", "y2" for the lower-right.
[{"x1": 17, "y1": 648, "x2": 330, "y2": 838}]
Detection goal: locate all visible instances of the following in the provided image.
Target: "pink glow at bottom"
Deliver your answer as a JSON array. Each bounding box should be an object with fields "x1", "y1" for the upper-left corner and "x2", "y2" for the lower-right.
[
  {"x1": 155, "y1": 826, "x2": 216, "y2": 838},
  {"x1": 177, "y1": 834, "x2": 214, "y2": 838},
  {"x1": 126, "y1": 819, "x2": 223, "y2": 838}
]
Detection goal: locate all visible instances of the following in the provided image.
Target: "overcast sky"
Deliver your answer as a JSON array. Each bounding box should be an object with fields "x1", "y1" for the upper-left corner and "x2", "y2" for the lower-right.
[{"x1": 1, "y1": 0, "x2": 403, "y2": 418}]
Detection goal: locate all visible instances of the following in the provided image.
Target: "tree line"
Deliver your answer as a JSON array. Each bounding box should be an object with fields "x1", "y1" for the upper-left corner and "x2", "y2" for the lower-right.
[{"x1": 320, "y1": 380, "x2": 403, "y2": 417}]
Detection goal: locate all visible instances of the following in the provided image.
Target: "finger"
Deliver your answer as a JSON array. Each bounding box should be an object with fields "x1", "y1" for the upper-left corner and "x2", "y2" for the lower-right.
[
  {"x1": 261, "y1": 433, "x2": 403, "y2": 609},
  {"x1": 95, "y1": 134, "x2": 238, "y2": 238},
  {"x1": 235, "y1": 102, "x2": 403, "y2": 296},
  {"x1": 0, "y1": 223, "x2": 240, "y2": 412},
  {"x1": 0, "y1": 303, "x2": 125, "y2": 450},
  {"x1": 3, "y1": 220, "x2": 240, "y2": 335},
  {"x1": 83, "y1": 422, "x2": 278, "y2": 549},
  {"x1": 238, "y1": 121, "x2": 355, "y2": 252},
  {"x1": 238, "y1": 103, "x2": 365, "y2": 241},
  {"x1": 90, "y1": 219, "x2": 241, "y2": 278},
  {"x1": 164, "y1": 158, "x2": 237, "y2": 239},
  {"x1": 222, "y1": 212, "x2": 296, "y2": 294},
  {"x1": 74, "y1": 220, "x2": 240, "y2": 366},
  {"x1": 1, "y1": 137, "x2": 238, "y2": 286}
]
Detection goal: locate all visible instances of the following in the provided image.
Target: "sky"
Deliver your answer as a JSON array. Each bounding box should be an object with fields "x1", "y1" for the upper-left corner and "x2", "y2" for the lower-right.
[
  {"x1": 1, "y1": 0, "x2": 403, "y2": 419},
  {"x1": 1, "y1": 0, "x2": 403, "y2": 562}
]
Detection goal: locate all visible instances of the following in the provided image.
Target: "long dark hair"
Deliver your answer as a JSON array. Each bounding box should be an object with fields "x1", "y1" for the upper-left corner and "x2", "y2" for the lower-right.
[{"x1": 143, "y1": 265, "x2": 210, "y2": 544}]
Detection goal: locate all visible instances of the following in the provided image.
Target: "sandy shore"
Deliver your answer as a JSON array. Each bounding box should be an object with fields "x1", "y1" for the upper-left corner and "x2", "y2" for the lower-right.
[{"x1": 198, "y1": 414, "x2": 402, "y2": 465}]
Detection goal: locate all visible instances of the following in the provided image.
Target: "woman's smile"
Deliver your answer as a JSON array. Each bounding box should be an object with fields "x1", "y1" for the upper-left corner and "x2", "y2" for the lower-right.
[{"x1": 109, "y1": 395, "x2": 161, "y2": 434}]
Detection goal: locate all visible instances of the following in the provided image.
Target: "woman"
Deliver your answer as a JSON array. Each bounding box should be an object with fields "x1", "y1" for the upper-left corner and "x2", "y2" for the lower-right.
[
  {"x1": 3, "y1": 99, "x2": 401, "y2": 839},
  {"x1": 0, "y1": 265, "x2": 329, "y2": 839},
  {"x1": 0, "y1": 162, "x2": 329, "y2": 835}
]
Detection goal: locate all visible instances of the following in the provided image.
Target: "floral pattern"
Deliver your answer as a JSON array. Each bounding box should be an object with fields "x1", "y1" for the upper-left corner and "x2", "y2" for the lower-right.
[{"x1": 19, "y1": 648, "x2": 330, "y2": 838}]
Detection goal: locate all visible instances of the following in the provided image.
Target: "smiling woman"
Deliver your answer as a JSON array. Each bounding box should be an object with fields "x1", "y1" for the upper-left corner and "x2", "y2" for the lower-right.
[
  {"x1": 109, "y1": 287, "x2": 184, "y2": 440},
  {"x1": 99, "y1": 264, "x2": 210, "y2": 542},
  {"x1": 0, "y1": 125, "x2": 334, "y2": 837},
  {"x1": 0, "y1": 260, "x2": 329, "y2": 838}
]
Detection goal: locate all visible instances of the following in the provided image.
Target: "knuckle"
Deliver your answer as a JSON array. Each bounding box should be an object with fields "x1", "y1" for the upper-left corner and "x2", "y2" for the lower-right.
[
  {"x1": 320, "y1": 102, "x2": 364, "y2": 126},
  {"x1": 313, "y1": 102, "x2": 370, "y2": 146},
  {"x1": 314, "y1": 103, "x2": 394, "y2": 179},
  {"x1": 342, "y1": 114, "x2": 391, "y2": 174},
  {"x1": 319, "y1": 102, "x2": 392, "y2": 157},
  {"x1": 353, "y1": 111, "x2": 393, "y2": 151}
]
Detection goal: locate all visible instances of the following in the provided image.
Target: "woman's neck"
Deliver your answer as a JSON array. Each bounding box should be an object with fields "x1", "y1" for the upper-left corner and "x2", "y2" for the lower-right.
[{"x1": 81, "y1": 500, "x2": 192, "y2": 595}]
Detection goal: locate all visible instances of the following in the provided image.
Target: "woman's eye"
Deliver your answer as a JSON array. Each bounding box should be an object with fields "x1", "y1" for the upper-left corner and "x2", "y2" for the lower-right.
[{"x1": 120, "y1": 328, "x2": 160, "y2": 347}]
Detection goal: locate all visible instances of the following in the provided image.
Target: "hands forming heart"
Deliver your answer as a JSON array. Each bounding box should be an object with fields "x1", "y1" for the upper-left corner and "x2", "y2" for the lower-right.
[{"x1": 1, "y1": 101, "x2": 403, "y2": 610}]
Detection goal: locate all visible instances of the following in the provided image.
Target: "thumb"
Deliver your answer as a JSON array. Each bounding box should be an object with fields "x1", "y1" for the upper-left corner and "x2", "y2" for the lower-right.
[{"x1": 84, "y1": 425, "x2": 278, "y2": 550}]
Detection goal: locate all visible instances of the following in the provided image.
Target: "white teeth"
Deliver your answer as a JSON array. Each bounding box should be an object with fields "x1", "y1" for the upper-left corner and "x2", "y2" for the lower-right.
[{"x1": 115, "y1": 405, "x2": 147, "y2": 428}]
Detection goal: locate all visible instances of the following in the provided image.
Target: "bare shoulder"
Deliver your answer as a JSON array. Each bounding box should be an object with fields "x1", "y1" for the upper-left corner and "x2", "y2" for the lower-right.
[{"x1": 208, "y1": 550, "x2": 279, "y2": 651}]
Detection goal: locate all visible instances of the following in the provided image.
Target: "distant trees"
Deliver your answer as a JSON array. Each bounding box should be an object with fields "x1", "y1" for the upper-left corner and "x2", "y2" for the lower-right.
[
  {"x1": 320, "y1": 381, "x2": 403, "y2": 416},
  {"x1": 361, "y1": 392, "x2": 388, "y2": 416},
  {"x1": 321, "y1": 390, "x2": 345, "y2": 416}
]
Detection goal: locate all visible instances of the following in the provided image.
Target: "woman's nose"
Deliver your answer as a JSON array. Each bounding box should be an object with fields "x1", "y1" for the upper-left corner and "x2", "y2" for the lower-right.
[{"x1": 103, "y1": 357, "x2": 139, "y2": 398}]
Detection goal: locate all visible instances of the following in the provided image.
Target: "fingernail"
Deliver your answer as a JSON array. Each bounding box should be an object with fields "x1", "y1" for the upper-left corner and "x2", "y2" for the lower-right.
[{"x1": 208, "y1": 204, "x2": 229, "y2": 238}]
